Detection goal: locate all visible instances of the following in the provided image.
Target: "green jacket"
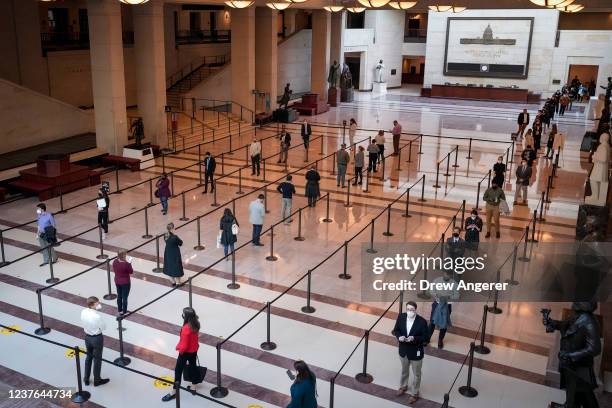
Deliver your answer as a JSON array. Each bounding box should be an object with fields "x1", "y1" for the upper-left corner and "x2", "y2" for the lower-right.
[{"x1": 483, "y1": 187, "x2": 506, "y2": 206}]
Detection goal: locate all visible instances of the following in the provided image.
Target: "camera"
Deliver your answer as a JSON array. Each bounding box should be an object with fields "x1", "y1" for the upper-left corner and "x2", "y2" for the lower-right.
[
  {"x1": 101, "y1": 181, "x2": 110, "y2": 195},
  {"x1": 541, "y1": 308, "x2": 554, "y2": 332}
]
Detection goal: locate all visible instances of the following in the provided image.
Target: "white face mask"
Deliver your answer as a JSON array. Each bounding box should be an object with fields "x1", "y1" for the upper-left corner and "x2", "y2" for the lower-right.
[
  {"x1": 407, "y1": 310, "x2": 416, "y2": 319},
  {"x1": 471, "y1": 215, "x2": 477, "y2": 219},
  {"x1": 36, "y1": 209, "x2": 42, "y2": 215},
  {"x1": 95, "y1": 303, "x2": 102, "y2": 310}
]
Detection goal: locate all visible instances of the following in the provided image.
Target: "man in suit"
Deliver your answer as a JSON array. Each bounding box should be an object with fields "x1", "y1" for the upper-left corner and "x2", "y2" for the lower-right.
[
  {"x1": 392, "y1": 301, "x2": 429, "y2": 403},
  {"x1": 513, "y1": 159, "x2": 532, "y2": 205},
  {"x1": 202, "y1": 152, "x2": 216, "y2": 193},
  {"x1": 446, "y1": 227, "x2": 465, "y2": 260},
  {"x1": 278, "y1": 131, "x2": 291, "y2": 164},
  {"x1": 517, "y1": 108, "x2": 530, "y2": 138},
  {"x1": 300, "y1": 120, "x2": 311, "y2": 150},
  {"x1": 521, "y1": 145, "x2": 536, "y2": 167}
]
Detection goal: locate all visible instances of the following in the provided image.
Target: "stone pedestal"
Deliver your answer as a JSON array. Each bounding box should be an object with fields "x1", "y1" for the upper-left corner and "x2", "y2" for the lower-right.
[
  {"x1": 372, "y1": 82, "x2": 387, "y2": 94},
  {"x1": 328, "y1": 87, "x2": 338, "y2": 107},
  {"x1": 123, "y1": 144, "x2": 155, "y2": 169},
  {"x1": 341, "y1": 88, "x2": 354, "y2": 102}
]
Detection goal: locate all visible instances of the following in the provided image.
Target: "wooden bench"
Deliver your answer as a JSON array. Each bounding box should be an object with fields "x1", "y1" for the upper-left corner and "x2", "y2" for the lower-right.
[
  {"x1": 89, "y1": 169, "x2": 103, "y2": 185},
  {"x1": 9, "y1": 179, "x2": 53, "y2": 201},
  {"x1": 102, "y1": 155, "x2": 140, "y2": 172}
]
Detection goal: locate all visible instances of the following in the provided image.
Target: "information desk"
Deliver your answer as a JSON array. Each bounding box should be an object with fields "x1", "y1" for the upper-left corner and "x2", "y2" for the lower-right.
[{"x1": 430, "y1": 84, "x2": 529, "y2": 103}]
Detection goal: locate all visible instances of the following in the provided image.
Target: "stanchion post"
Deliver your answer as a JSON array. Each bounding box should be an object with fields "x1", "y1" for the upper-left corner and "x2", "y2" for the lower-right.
[
  {"x1": 433, "y1": 161, "x2": 441, "y2": 188},
  {"x1": 322, "y1": 193, "x2": 332, "y2": 222},
  {"x1": 179, "y1": 192, "x2": 189, "y2": 221},
  {"x1": 338, "y1": 241, "x2": 351, "y2": 280},
  {"x1": 210, "y1": 344, "x2": 228, "y2": 398},
  {"x1": 0, "y1": 230, "x2": 8, "y2": 267},
  {"x1": 539, "y1": 191, "x2": 546, "y2": 221},
  {"x1": 407, "y1": 140, "x2": 413, "y2": 163},
  {"x1": 383, "y1": 204, "x2": 393, "y2": 236},
  {"x1": 301, "y1": 270, "x2": 316, "y2": 313},
  {"x1": 418, "y1": 134, "x2": 424, "y2": 154},
  {"x1": 142, "y1": 207, "x2": 153, "y2": 238},
  {"x1": 152, "y1": 235, "x2": 163, "y2": 273},
  {"x1": 103, "y1": 259, "x2": 117, "y2": 300},
  {"x1": 458, "y1": 342, "x2": 479, "y2": 397},
  {"x1": 344, "y1": 182, "x2": 351, "y2": 207},
  {"x1": 34, "y1": 289, "x2": 51, "y2": 335},
  {"x1": 266, "y1": 225, "x2": 278, "y2": 261},
  {"x1": 264, "y1": 188, "x2": 270, "y2": 213},
  {"x1": 148, "y1": 179, "x2": 154, "y2": 206},
  {"x1": 211, "y1": 184, "x2": 219, "y2": 207},
  {"x1": 453, "y1": 145, "x2": 460, "y2": 168},
  {"x1": 263, "y1": 159, "x2": 267, "y2": 181},
  {"x1": 355, "y1": 330, "x2": 374, "y2": 383},
  {"x1": 476, "y1": 181, "x2": 482, "y2": 211},
  {"x1": 473, "y1": 305, "x2": 491, "y2": 355},
  {"x1": 530, "y1": 210, "x2": 539, "y2": 243},
  {"x1": 519, "y1": 226, "x2": 530, "y2": 262},
  {"x1": 96, "y1": 225, "x2": 108, "y2": 260},
  {"x1": 419, "y1": 174, "x2": 427, "y2": 202},
  {"x1": 466, "y1": 138, "x2": 473, "y2": 159},
  {"x1": 260, "y1": 302, "x2": 277, "y2": 350},
  {"x1": 505, "y1": 245, "x2": 519, "y2": 286},
  {"x1": 71, "y1": 347, "x2": 91, "y2": 403},
  {"x1": 193, "y1": 217, "x2": 205, "y2": 250},
  {"x1": 114, "y1": 318, "x2": 131, "y2": 366},
  {"x1": 443, "y1": 153, "x2": 451, "y2": 176},
  {"x1": 236, "y1": 168, "x2": 244, "y2": 195},
  {"x1": 46, "y1": 249, "x2": 59, "y2": 284},
  {"x1": 402, "y1": 188, "x2": 412, "y2": 218},
  {"x1": 115, "y1": 167, "x2": 121, "y2": 194},
  {"x1": 58, "y1": 186, "x2": 66, "y2": 214},
  {"x1": 366, "y1": 221, "x2": 377, "y2": 254},
  {"x1": 227, "y1": 250, "x2": 240, "y2": 289},
  {"x1": 294, "y1": 208, "x2": 305, "y2": 241}
]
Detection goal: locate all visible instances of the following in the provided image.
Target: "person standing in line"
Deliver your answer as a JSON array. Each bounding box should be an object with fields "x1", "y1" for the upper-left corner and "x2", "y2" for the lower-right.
[
  {"x1": 286, "y1": 360, "x2": 318, "y2": 408},
  {"x1": 277, "y1": 175, "x2": 296, "y2": 225},
  {"x1": 517, "y1": 108, "x2": 530, "y2": 138},
  {"x1": 250, "y1": 138, "x2": 261, "y2": 176},
  {"x1": 367, "y1": 139, "x2": 380, "y2": 173},
  {"x1": 391, "y1": 120, "x2": 402, "y2": 155},
  {"x1": 392, "y1": 301, "x2": 429, "y2": 404},
  {"x1": 464, "y1": 209, "x2": 483, "y2": 250},
  {"x1": 348, "y1": 118, "x2": 358, "y2": 148},
  {"x1": 483, "y1": 182, "x2": 506, "y2": 239},
  {"x1": 492, "y1": 156, "x2": 506, "y2": 188},
  {"x1": 278, "y1": 130, "x2": 291, "y2": 164},
  {"x1": 353, "y1": 146, "x2": 365, "y2": 185},
  {"x1": 336, "y1": 144, "x2": 350, "y2": 188},
  {"x1": 523, "y1": 129, "x2": 534, "y2": 151},
  {"x1": 163, "y1": 223, "x2": 184, "y2": 286},
  {"x1": 532, "y1": 119, "x2": 543, "y2": 151},
  {"x1": 80, "y1": 296, "x2": 109, "y2": 387},
  {"x1": 36, "y1": 203, "x2": 58, "y2": 267},
  {"x1": 559, "y1": 93, "x2": 569, "y2": 116},
  {"x1": 162, "y1": 307, "x2": 201, "y2": 402},
  {"x1": 513, "y1": 159, "x2": 532, "y2": 206},
  {"x1": 112, "y1": 251, "x2": 133, "y2": 316},
  {"x1": 97, "y1": 189, "x2": 110, "y2": 240},
  {"x1": 546, "y1": 126, "x2": 556, "y2": 159},
  {"x1": 375, "y1": 130, "x2": 386, "y2": 163},
  {"x1": 156, "y1": 173, "x2": 171, "y2": 215},
  {"x1": 445, "y1": 227, "x2": 465, "y2": 261},
  {"x1": 521, "y1": 145, "x2": 536, "y2": 167},
  {"x1": 202, "y1": 152, "x2": 216, "y2": 194},
  {"x1": 249, "y1": 194, "x2": 265, "y2": 246},
  {"x1": 219, "y1": 208, "x2": 238, "y2": 259},
  {"x1": 301, "y1": 119, "x2": 311, "y2": 150},
  {"x1": 305, "y1": 166, "x2": 321, "y2": 207},
  {"x1": 428, "y1": 273, "x2": 454, "y2": 350}
]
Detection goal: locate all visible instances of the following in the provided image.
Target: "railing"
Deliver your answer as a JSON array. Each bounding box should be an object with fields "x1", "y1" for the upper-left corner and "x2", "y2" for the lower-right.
[
  {"x1": 166, "y1": 55, "x2": 229, "y2": 91},
  {"x1": 40, "y1": 31, "x2": 134, "y2": 54},
  {"x1": 403, "y1": 28, "x2": 427, "y2": 43},
  {"x1": 175, "y1": 29, "x2": 231, "y2": 45},
  {"x1": 185, "y1": 98, "x2": 255, "y2": 125}
]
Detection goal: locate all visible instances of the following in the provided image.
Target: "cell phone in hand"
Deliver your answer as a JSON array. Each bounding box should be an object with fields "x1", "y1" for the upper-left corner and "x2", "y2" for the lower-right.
[
  {"x1": 127, "y1": 256, "x2": 134, "y2": 264},
  {"x1": 286, "y1": 369, "x2": 295, "y2": 380}
]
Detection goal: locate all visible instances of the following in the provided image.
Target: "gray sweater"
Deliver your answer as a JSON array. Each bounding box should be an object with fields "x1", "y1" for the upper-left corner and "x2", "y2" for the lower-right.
[{"x1": 354, "y1": 151, "x2": 365, "y2": 168}]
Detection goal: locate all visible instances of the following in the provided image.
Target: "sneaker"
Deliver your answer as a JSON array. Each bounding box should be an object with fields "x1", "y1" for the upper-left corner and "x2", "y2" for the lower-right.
[
  {"x1": 83, "y1": 379, "x2": 90, "y2": 386},
  {"x1": 396, "y1": 387, "x2": 407, "y2": 396},
  {"x1": 408, "y1": 395, "x2": 419, "y2": 404},
  {"x1": 162, "y1": 393, "x2": 176, "y2": 402},
  {"x1": 93, "y1": 378, "x2": 109, "y2": 386}
]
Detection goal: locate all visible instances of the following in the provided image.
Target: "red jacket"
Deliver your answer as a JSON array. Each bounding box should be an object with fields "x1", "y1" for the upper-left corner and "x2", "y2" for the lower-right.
[
  {"x1": 112, "y1": 259, "x2": 133, "y2": 286},
  {"x1": 176, "y1": 324, "x2": 199, "y2": 354}
]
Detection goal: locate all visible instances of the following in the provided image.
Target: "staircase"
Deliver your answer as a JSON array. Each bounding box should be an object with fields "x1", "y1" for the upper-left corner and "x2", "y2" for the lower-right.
[{"x1": 166, "y1": 54, "x2": 230, "y2": 110}]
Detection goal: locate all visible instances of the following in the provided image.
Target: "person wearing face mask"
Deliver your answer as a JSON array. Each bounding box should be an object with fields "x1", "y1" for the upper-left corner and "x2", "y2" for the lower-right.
[
  {"x1": 392, "y1": 301, "x2": 429, "y2": 403},
  {"x1": 80, "y1": 296, "x2": 109, "y2": 387},
  {"x1": 249, "y1": 194, "x2": 266, "y2": 246},
  {"x1": 163, "y1": 223, "x2": 184, "y2": 286},
  {"x1": 464, "y1": 209, "x2": 483, "y2": 250},
  {"x1": 446, "y1": 227, "x2": 465, "y2": 260},
  {"x1": 428, "y1": 271, "x2": 458, "y2": 349},
  {"x1": 36, "y1": 203, "x2": 58, "y2": 267},
  {"x1": 483, "y1": 182, "x2": 506, "y2": 239},
  {"x1": 96, "y1": 189, "x2": 110, "y2": 240},
  {"x1": 492, "y1": 156, "x2": 506, "y2": 188},
  {"x1": 513, "y1": 159, "x2": 532, "y2": 206}
]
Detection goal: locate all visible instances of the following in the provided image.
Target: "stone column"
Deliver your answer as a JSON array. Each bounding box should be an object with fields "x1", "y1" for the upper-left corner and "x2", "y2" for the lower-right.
[
  {"x1": 133, "y1": 0, "x2": 167, "y2": 147},
  {"x1": 87, "y1": 0, "x2": 128, "y2": 155},
  {"x1": 284, "y1": 9, "x2": 297, "y2": 36},
  {"x1": 310, "y1": 10, "x2": 330, "y2": 102},
  {"x1": 330, "y1": 10, "x2": 345, "y2": 66},
  {"x1": 231, "y1": 7, "x2": 255, "y2": 115},
  {"x1": 255, "y1": 7, "x2": 277, "y2": 114}
]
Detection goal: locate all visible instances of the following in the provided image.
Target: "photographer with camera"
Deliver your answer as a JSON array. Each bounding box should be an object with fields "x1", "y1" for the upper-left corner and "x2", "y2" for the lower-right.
[{"x1": 542, "y1": 302, "x2": 601, "y2": 408}]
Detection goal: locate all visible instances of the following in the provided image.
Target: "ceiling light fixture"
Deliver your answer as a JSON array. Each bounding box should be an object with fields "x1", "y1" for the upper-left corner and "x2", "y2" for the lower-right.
[
  {"x1": 546, "y1": 0, "x2": 575, "y2": 7},
  {"x1": 429, "y1": 5, "x2": 466, "y2": 12},
  {"x1": 118, "y1": 0, "x2": 150, "y2": 4},
  {"x1": 556, "y1": 3, "x2": 584, "y2": 12},
  {"x1": 346, "y1": 6, "x2": 366, "y2": 12},
  {"x1": 266, "y1": 2, "x2": 291, "y2": 10},
  {"x1": 323, "y1": 5, "x2": 345, "y2": 12},
  {"x1": 356, "y1": 0, "x2": 391, "y2": 8},
  {"x1": 529, "y1": 0, "x2": 574, "y2": 6},
  {"x1": 225, "y1": 0, "x2": 254, "y2": 7},
  {"x1": 388, "y1": 1, "x2": 417, "y2": 10},
  {"x1": 286, "y1": 0, "x2": 308, "y2": 3}
]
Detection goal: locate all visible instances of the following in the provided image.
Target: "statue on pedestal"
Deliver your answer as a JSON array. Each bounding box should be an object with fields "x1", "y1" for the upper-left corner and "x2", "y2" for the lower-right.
[
  {"x1": 327, "y1": 60, "x2": 340, "y2": 89},
  {"x1": 130, "y1": 117, "x2": 144, "y2": 148},
  {"x1": 586, "y1": 132, "x2": 610, "y2": 206},
  {"x1": 375, "y1": 59, "x2": 385, "y2": 83},
  {"x1": 279, "y1": 83, "x2": 292, "y2": 110},
  {"x1": 340, "y1": 63, "x2": 354, "y2": 103}
]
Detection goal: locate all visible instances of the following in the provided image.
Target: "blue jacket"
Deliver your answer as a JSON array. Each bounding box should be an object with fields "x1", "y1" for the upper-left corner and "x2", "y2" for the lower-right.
[
  {"x1": 277, "y1": 182, "x2": 296, "y2": 199},
  {"x1": 287, "y1": 378, "x2": 317, "y2": 408}
]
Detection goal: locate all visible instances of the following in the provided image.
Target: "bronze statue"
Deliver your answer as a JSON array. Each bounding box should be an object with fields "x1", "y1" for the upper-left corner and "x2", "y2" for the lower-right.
[
  {"x1": 328, "y1": 60, "x2": 340, "y2": 89},
  {"x1": 130, "y1": 117, "x2": 144, "y2": 148},
  {"x1": 279, "y1": 83, "x2": 292, "y2": 110},
  {"x1": 340, "y1": 63, "x2": 353, "y2": 90}
]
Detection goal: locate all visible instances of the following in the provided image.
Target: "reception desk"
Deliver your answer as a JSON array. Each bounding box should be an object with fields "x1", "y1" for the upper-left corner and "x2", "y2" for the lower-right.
[{"x1": 430, "y1": 84, "x2": 529, "y2": 103}]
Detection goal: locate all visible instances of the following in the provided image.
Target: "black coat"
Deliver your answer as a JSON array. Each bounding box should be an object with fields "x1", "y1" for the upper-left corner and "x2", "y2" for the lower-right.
[
  {"x1": 464, "y1": 216, "x2": 483, "y2": 247},
  {"x1": 305, "y1": 169, "x2": 321, "y2": 198},
  {"x1": 521, "y1": 148, "x2": 536, "y2": 166},
  {"x1": 203, "y1": 157, "x2": 216, "y2": 174},
  {"x1": 446, "y1": 237, "x2": 466, "y2": 259},
  {"x1": 492, "y1": 162, "x2": 506, "y2": 187},
  {"x1": 517, "y1": 112, "x2": 529, "y2": 125},
  {"x1": 163, "y1": 233, "x2": 184, "y2": 277},
  {"x1": 391, "y1": 313, "x2": 429, "y2": 360},
  {"x1": 515, "y1": 165, "x2": 532, "y2": 186},
  {"x1": 301, "y1": 124, "x2": 311, "y2": 138},
  {"x1": 219, "y1": 214, "x2": 238, "y2": 246}
]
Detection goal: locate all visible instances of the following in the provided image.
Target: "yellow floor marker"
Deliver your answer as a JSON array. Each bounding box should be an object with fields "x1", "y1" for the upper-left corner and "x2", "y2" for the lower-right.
[
  {"x1": 65, "y1": 347, "x2": 87, "y2": 358},
  {"x1": 0, "y1": 325, "x2": 20, "y2": 335},
  {"x1": 154, "y1": 375, "x2": 174, "y2": 389}
]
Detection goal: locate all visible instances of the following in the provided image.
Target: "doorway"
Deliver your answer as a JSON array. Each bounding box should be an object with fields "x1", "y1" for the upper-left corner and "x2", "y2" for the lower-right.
[
  {"x1": 345, "y1": 54, "x2": 361, "y2": 90},
  {"x1": 402, "y1": 56, "x2": 425, "y2": 84},
  {"x1": 567, "y1": 64, "x2": 599, "y2": 90}
]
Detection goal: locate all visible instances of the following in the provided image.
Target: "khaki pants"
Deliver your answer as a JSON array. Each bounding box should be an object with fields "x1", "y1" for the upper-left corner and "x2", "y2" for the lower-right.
[
  {"x1": 485, "y1": 203, "x2": 500, "y2": 235},
  {"x1": 514, "y1": 183, "x2": 527, "y2": 203},
  {"x1": 399, "y1": 356, "x2": 422, "y2": 396}
]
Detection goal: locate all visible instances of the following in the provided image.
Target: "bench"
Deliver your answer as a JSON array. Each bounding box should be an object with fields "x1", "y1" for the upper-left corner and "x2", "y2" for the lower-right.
[
  {"x1": 0, "y1": 187, "x2": 6, "y2": 202},
  {"x1": 89, "y1": 169, "x2": 103, "y2": 185},
  {"x1": 102, "y1": 155, "x2": 140, "y2": 172},
  {"x1": 255, "y1": 113, "x2": 273, "y2": 125},
  {"x1": 9, "y1": 179, "x2": 53, "y2": 201}
]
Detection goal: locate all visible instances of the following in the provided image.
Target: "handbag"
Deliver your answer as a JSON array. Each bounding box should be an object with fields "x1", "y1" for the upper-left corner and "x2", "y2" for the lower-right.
[
  {"x1": 231, "y1": 223, "x2": 239, "y2": 235},
  {"x1": 183, "y1": 356, "x2": 207, "y2": 384},
  {"x1": 584, "y1": 179, "x2": 592, "y2": 197},
  {"x1": 154, "y1": 189, "x2": 160, "y2": 198},
  {"x1": 499, "y1": 199, "x2": 510, "y2": 215}
]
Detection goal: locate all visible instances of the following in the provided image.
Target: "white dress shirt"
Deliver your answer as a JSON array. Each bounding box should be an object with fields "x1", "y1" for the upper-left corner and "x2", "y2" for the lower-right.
[
  {"x1": 405, "y1": 315, "x2": 415, "y2": 336},
  {"x1": 81, "y1": 308, "x2": 106, "y2": 336},
  {"x1": 250, "y1": 142, "x2": 261, "y2": 157}
]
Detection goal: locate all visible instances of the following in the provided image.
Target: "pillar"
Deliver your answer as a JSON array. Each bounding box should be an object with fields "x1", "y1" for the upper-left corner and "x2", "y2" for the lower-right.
[
  {"x1": 330, "y1": 11, "x2": 345, "y2": 67},
  {"x1": 284, "y1": 9, "x2": 297, "y2": 36},
  {"x1": 87, "y1": 0, "x2": 128, "y2": 155},
  {"x1": 255, "y1": 7, "x2": 277, "y2": 113},
  {"x1": 310, "y1": 10, "x2": 331, "y2": 102},
  {"x1": 134, "y1": 0, "x2": 167, "y2": 148},
  {"x1": 231, "y1": 7, "x2": 255, "y2": 114}
]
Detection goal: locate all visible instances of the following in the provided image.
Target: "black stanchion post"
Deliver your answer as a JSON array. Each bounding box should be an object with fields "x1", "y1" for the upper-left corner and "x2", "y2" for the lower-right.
[
  {"x1": 487, "y1": 169, "x2": 491, "y2": 188},
  {"x1": 539, "y1": 191, "x2": 546, "y2": 221},
  {"x1": 142, "y1": 207, "x2": 153, "y2": 239},
  {"x1": 453, "y1": 145, "x2": 459, "y2": 168},
  {"x1": 474, "y1": 305, "x2": 491, "y2": 355},
  {"x1": 188, "y1": 279, "x2": 193, "y2": 308},
  {"x1": 443, "y1": 153, "x2": 451, "y2": 176},
  {"x1": 383, "y1": 204, "x2": 393, "y2": 236},
  {"x1": 211, "y1": 183, "x2": 219, "y2": 207},
  {"x1": 221, "y1": 153, "x2": 225, "y2": 175},
  {"x1": 461, "y1": 199, "x2": 466, "y2": 229},
  {"x1": 396, "y1": 148, "x2": 402, "y2": 171},
  {"x1": 170, "y1": 172, "x2": 175, "y2": 197},
  {"x1": 322, "y1": 193, "x2": 332, "y2": 222},
  {"x1": 114, "y1": 318, "x2": 131, "y2": 366},
  {"x1": 344, "y1": 182, "x2": 351, "y2": 207},
  {"x1": 458, "y1": 342, "x2": 479, "y2": 397},
  {"x1": 355, "y1": 330, "x2": 374, "y2": 383},
  {"x1": 505, "y1": 245, "x2": 519, "y2": 286},
  {"x1": 96, "y1": 225, "x2": 108, "y2": 260},
  {"x1": 466, "y1": 138, "x2": 473, "y2": 159},
  {"x1": 237, "y1": 168, "x2": 244, "y2": 195},
  {"x1": 402, "y1": 188, "x2": 411, "y2": 218},
  {"x1": 363, "y1": 168, "x2": 370, "y2": 193},
  {"x1": 329, "y1": 378, "x2": 336, "y2": 408},
  {"x1": 162, "y1": 154, "x2": 166, "y2": 174},
  {"x1": 179, "y1": 192, "x2": 189, "y2": 221},
  {"x1": 103, "y1": 259, "x2": 117, "y2": 300},
  {"x1": 264, "y1": 188, "x2": 270, "y2": 213},
  {"x1": 419, "y1": 174, "x2": 427, "y2": 202},
  {"x1": 294, "y1": 208, "x2": 305, "y2": 241},
  {"x1": 210, "y1": 344, "x2": 228, "y2": 398},
  {"x1": 34, "y1": 290, "x2": 51, "y2": 335},
  {"x1": 366, "y1": 221, "x2": 377, "y2": 254},
  {"x1": 228, "y1": 250, "x2": 239, "y2": 289},
  {"x1": 148, "y1": 178, "x2": 154, "y2": 206},
  {"x1": 46, "y1": 249, "x2": 59, "y2": 284},
  {"x1": 519, "y1": 226, "x2": 530, "y2": 262},
  {"x1": 71, "y1": 346, "x2": 91, "y2": 403},
  {"x1": 476, "y1": 181, "x2": 482, "y2": 211},
  {"x1": 441, "y1": 393, "x2": 450, "y2": 408},
  {"x1": 380, "y1": 159, "x2": 385, "y2": 182},
  {"x1": 530, "y1": 210, "x2": 539, "y2": 243},
  {"x1": 152, "y1": 235, "x2": 163, "y2": 273},
  {"x1": 331, "y1": 152, "x2": 336, "y2": 176},
  {"x1": 301, "y1": 270, "x2": 316, "y2": 313},
  {"x1": 320, "y1": 134, "x2": 324, "y2": 156},
  {"x1": 260, "y1": 302, "x2": 277, "y2": 350},
  {"x1": 399, "y1": 291, "x2": 404, "y2": 314},
  {"x1": 266, "y1": 225, "x2": 278, "y2": 261},
  {"x1": 193, "y1": 217, "x2": 205, "y2": 250},
  {"x1": 407, "y1": 140, "x2": 413, "y2": 163},
  {"x1": 0, "y1": 230, "x2": 8, "y2": 267},
  {"x1": 115, "y1": 167, "x2": 121, "y2": 194},
  {"x1": 58, "y1": 186, "x2": 66, "y2": 214},
  {"x1": 433, "y1": 162, "x2": 441, "y2": 188},
  {"x1": 418, "y1": 134, "x2": 423, "y2": 154},
  {"x1": 339, "y1": 241, "x2": 351, "y2": 280}
]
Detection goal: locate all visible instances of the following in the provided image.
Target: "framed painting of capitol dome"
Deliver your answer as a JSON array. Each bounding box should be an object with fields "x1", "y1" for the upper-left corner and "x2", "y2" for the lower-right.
[{"x1": 443, "y1": 17, "x2": 534, "y2": 79}]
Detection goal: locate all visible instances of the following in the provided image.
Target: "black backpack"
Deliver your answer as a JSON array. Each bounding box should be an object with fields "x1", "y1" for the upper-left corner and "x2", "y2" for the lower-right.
[{"x1": 43, "y1": 225, "x2": 58, "y2": 245}]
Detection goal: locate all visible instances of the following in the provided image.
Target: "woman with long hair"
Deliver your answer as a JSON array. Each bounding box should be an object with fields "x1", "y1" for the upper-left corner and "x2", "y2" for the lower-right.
[
  {"x1": 219, "y1": 208, "x2": 239, "y2": 259},
  {"x1": 163, "y1": 223, "x2": 184, "y2": 286},
  {"x1": 348, "y1": 118, "x2": 357, "y2": 148},
  {"x1": 155, "y1": 173, "x2": 171, "y2": 215},
  {"x1": 162, "y1": 307, "x2": 201, "y2": 401},
  {"x1": 287, "y1": 360, "x2": 317, "y2": 408}
]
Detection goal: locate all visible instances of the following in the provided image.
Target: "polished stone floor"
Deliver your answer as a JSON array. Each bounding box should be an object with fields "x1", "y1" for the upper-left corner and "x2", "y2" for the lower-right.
[{"x1": 0, "y1": 89, "x2": 604, "y2": 408}]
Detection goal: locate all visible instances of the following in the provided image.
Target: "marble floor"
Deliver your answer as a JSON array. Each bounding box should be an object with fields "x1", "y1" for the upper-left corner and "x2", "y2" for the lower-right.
[{"x1": 0, "y1": 91, "x2": 605, "y2": 408}]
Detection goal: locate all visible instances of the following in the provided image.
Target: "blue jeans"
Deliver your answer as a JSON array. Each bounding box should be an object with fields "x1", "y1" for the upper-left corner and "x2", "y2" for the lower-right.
[
  {"x1": 160, "y1": 196, "x2": 168, "y2": 213},
  {"x1": 252, "y1": 224, "x2": 262, "y2": 245},
  {"x1": 116, "y1": 283, "x2": 130, "y2": 314},
  {"x1": 224, "y1": 243, "x2": 235, "y2": 256},
  {"x1": 337, "y1": 164, "x2": 347, "y2": 186}
]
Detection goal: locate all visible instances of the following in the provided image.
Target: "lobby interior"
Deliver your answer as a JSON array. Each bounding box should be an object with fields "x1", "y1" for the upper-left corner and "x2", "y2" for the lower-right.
[{"x1": 0, "y1": 0, "x2": 611, "y2": 407}]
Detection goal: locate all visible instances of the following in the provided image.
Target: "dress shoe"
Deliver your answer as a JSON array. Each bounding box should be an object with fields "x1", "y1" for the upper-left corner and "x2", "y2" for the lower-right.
[
  {"x1": 162, "y1": 393, "x2": 176, "y2": 402},
  {"x1": 438, "y1": 341, "x2": 444, "y2": 349},
  {"x1": 396, "y1": 387, "x2": 407, "y2": 396},
  {"x1": 93, "y1": 378, "x2": 109, "y2": 386},
  {"x1": 549, "y1": 403, "x2": 565, "y2": 408},
  {"x1": 408, "y1": 395, "x2": 419, "y2": 404},
  {"x1": 83, "y1": 379, "x2": 90, "y2": 386},
  {"x1": 485, "y1": 232, "x2": 491, "y2": 238},
  {"x1": 254, "y1": 243, "x2": 264, "y2": 246}
]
